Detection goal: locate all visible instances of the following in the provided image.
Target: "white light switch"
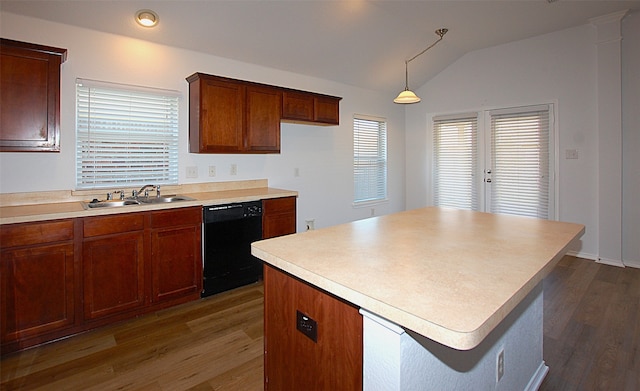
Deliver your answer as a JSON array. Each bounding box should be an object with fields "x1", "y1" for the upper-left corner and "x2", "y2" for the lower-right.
[{"x1": 565, "y1": 149, "x2": 579, "y2": 159}]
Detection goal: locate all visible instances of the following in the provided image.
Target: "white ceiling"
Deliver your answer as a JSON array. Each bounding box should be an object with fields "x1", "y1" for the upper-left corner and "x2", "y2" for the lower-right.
[{"x1": 2, "y1": 1, "x2": 639, "y2": 93}]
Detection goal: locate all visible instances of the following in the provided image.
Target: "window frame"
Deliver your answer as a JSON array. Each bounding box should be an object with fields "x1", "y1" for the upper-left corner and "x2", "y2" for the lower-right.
[
  {"x1": 353, "y1": 114, "x2": 388, "y2": 205},
  {"x1": 75, "y1": 78, "x2": 180, "y2": 190}
]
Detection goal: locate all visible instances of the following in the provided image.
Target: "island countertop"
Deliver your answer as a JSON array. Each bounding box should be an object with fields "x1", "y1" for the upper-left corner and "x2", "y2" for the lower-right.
[{"x1": 251, "y1": 207, "x2": 585, "y2": 350}]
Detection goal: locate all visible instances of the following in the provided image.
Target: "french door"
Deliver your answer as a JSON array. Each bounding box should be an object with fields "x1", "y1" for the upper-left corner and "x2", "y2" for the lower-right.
[{"x1": 432, "y1": 104, "x2": 554, "y2": 219}]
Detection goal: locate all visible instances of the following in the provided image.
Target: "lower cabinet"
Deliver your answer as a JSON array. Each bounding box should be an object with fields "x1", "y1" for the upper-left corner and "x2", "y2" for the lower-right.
[
  {"x1": 0, "y1": 219, "x2": 79, "y2": 351},
  {"x1": 82, "y1": 212, "x2": 146, "y2": 320},
  {"x1": 262, "y1": 196, "x2": 297, "y2": 238},
  {"x1": 0, "y1": 206, "x2": 202, "y2": 354},
  {"x1": 150, "y1": 207, "x2": 202, "y2": 303}
]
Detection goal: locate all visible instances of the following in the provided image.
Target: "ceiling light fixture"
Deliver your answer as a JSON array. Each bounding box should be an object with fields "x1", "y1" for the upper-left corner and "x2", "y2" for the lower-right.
[
  {"x1": 394, "y1": 28, "x2": 448, "y2": 104},
  {"x1": 135, "y1": 9, "x2": 159, "y2": 28}
]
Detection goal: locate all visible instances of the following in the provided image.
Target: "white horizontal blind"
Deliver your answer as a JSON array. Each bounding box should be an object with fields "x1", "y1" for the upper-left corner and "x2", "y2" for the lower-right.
[
  {"x1": 76, "y1": 79, "x2": 179, "y2": 189},
  {"x1": 433, "y1": 113, "x2": 478, "y2": 210},
  {"x1": 354, "y1": 115, "x2": 387, "y2": 204},
  {"x1": 490, "y1": 106, "x2": 550, "y2": 219}
]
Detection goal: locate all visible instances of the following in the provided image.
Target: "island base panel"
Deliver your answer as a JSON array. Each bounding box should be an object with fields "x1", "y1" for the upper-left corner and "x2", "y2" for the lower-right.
[
  {"x1": 263, "y1": 264, "x2": 363, "y2": 390},
  {"x1": 361, "y1": 283, "x2": 547, "y2": 391}
]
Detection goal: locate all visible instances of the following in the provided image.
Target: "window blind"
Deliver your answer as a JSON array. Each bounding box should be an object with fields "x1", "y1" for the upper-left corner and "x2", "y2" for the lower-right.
[
  {"x1": 489, "y1": 106, "x2": 550, "y2": 219},
  {"x1": 76, "y1": 79, "x2": 179, "y2": 190},
  {"x1": 432, "y1": 113, "x2": 478, "y2": 210},
  {"x1": 354, "y1": 115, "x2": 387, "y2": 204}
]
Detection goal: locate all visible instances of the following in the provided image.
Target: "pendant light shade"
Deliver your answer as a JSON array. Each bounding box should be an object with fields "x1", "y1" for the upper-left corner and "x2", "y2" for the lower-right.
[
  {"x1": 394, "y1": 89, "x2": 421, "y2": 104},
  {"x1": 394, "y1": 28, "x2": 448, "y2": 104}
]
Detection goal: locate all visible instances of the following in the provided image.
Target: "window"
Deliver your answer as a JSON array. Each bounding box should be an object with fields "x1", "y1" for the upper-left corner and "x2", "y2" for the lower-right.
[
  {"x1": 431, "y1": 104, "x2": 554, "y2": 219},
  {"x1": 76, "y1": 79, "x2": 179, "y2": 190},
  {"x1": 489, "y1": 106, "x2": 551, "y2": 219},
  {"x1": 354, "y1": 115, "x2": 387, "y2": 204},
  {"x1": 433, "y1": 113, "x2": 478, "y2": 210}
]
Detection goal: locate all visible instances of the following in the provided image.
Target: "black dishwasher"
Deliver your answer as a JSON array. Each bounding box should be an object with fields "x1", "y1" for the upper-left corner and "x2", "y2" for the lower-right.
[{"x1": 202, "y1": 201, "x2": 263, "y2": 297}]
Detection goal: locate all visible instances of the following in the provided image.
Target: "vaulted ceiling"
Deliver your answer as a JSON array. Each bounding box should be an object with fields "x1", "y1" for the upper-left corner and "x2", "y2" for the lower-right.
[{"x1": 2, "y1": 1, "x2": 639, "y2": 93}]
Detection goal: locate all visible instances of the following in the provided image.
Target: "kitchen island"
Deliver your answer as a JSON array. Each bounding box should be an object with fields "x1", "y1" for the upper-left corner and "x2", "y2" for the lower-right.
[{"x1": 251, "y1": 207, "x2": 585, "y2": 390}]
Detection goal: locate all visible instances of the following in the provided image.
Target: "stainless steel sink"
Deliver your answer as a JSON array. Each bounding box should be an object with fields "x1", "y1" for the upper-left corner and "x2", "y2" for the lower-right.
[
  {"x1": 137, "y1": 195, "x2": 196, "y2": 204},
  {"x1": 81, "y1": 195, "x2": 195, "y2": 209},
  {"x1": 82, "y1": 199, "x2": 141, "y2": 209}
]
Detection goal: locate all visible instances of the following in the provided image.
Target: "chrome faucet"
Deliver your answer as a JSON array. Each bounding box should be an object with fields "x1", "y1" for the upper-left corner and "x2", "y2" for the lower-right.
[{"x1": 137, "y1": 184, "x2": 160, "y2": 198}]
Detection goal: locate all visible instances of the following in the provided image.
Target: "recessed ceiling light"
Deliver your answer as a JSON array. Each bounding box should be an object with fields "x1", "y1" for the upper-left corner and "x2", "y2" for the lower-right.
[{"x1": 135, "y1": 9, "x2": 159, "y2": 28}]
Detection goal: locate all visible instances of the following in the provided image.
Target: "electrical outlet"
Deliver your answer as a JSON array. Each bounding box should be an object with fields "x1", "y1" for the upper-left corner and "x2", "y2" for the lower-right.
[
  {"x1": 208, "y1": 165, "x2": 216, "y2": 177},
  {"x1": 294, "y1": 167, "x2": 300, "y2": 177},
  {"x1": 186, "y1": 166, "x2": 198, "y2": 178},
  {"x1": 230, "y1": 164, "x2": 237, "y2": 176},
  {"x1": 497, "y1": 348, "x2": 505, "y2": 382},
  {"x1": 305, "y1": 219, "x2": 315, "y2": 231}
]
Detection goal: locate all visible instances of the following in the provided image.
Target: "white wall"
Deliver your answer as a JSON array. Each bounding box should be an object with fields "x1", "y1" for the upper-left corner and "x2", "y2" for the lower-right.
[
  {"x1": 405, "y1": 16, "x2": 639, "y2": 263},
  {"x1": 0, "y1": 12, "x2": 406, "y2": 232}
]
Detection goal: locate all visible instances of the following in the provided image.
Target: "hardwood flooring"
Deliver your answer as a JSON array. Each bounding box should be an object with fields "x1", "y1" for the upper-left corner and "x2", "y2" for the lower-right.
[
  {"x1": 1, "y1": 283, "x2": 265, "y2": 391},
  {"x1": 2, "y1": 256, "x2": 639, "y2": 391},
  {"x1": 540, "y1": 256, "x2": 640, "y2": 391}
]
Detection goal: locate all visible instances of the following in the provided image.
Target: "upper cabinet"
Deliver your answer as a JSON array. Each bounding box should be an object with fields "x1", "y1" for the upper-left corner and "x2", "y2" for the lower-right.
[
  {"x1": 0, "y1": 39, "x2": 67, "y2": 152},
  {"x1": 187, "y1": 73, "x2": 341, "y2": 154},
  {"x1": 282, "y1": 90, "x2": 340, "y2": 125}
]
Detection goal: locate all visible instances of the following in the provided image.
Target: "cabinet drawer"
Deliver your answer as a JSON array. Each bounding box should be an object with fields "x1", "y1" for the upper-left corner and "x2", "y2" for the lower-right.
[
  {"x1": 0, "y1": 219, "x2": 74, "y2": 247},
  {"x1": 151, "y1": 207, "x2": 201, "y2": 229},
  {"x1": 263, "y1": 197, "x2": 296, "y2": 213},
  {"x1": 83, "y1": 213, "x2": 145, "y2": 237}
]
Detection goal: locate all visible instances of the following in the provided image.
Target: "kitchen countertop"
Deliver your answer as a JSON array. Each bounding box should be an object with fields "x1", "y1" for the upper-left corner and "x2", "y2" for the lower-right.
[
  {"x1": 251, "y1": 207, "x2": 584, "y2": 350},
  {"x1": 0, "y1": 181, "x2": 297, "y2": 225}
]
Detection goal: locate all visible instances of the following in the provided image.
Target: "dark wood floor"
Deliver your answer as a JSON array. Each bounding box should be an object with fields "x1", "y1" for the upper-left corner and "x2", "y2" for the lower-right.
[
  {"x1": 540, "y1": 256, "x2": 640, "y2": 391},
  {"x1": 2, "y1": 256, "x2": 639, "y2": 390}
]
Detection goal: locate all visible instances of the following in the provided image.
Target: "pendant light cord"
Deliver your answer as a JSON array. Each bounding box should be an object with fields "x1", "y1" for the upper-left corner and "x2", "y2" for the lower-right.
[{"x1": 403, "y1": 28, "x2": 448, "y2": 90}]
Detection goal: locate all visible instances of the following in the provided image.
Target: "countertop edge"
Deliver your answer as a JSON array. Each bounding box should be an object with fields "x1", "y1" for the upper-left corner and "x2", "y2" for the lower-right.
[{"x1": 0, "y1": 188, "x2": 298, "y2": 225}]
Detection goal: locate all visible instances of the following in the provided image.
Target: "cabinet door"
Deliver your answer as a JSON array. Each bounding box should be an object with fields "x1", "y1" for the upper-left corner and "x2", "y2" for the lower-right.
[
  {"x1": 1, "y1": 243, "x2": 76, "y2": 344},
  {"x1": 314, "y1": 96, "x2": 340, "y2": 125},
  {"x1": 245, "y1": 85, "x2": 281, "y2": 153},
  {"x1": 282, "y1": 91, "x2": 314, "y2": 122},
  {"x1": 0, "y1": 39, "x2": 66, "y2": 152},
  {"x1": 191, "y1": 76, "x2": 244, "y2": 153},
  {"x1": 263, "y1": 197, "x2": 297, "y2": 239},
  {"x1": 150, "y1": 208, "x2": 202, "y2": 303},
  {"x1": 83, "y1": 232, "x2": 146, "y2": 320}
]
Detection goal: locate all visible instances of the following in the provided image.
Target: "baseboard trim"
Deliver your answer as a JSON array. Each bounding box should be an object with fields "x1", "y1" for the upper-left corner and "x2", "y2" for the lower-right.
[
  {"x1": 624, "y1": 260, "x2": 640, "y2": 269},
  {"x1": 525, "y1": 361, "x2": 549, "y2": 391},
  {"x1": 597, "y1": 257, "x2": 625, "y2": 268},
  {"x1": 566, "y1": 250, "x2": 598, "y2": 261}
]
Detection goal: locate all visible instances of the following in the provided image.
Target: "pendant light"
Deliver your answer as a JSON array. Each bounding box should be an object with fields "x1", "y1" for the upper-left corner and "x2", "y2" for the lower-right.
[{"x1": 394, "y1": 28, "x2": 448, "y2": 104}]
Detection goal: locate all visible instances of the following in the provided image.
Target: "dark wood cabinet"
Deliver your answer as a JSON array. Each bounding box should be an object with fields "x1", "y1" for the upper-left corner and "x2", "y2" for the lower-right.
[
  {"x1": 82, "y1": 213, "x2": 146, "y2": 320},
  {"x1": 150, "y1": 207, "x2": 202, "y2": 303},
  {"x1": 282, "y1": 90, "x2": 340, "y2": 125},
  {"x1": 0, "y1": 39, "x2": 67, "y2": 152},
  {"x1": 187, "y1": 73, "x2": 281, "y2": 154},
  {"x1": 264, "y1": 264, "x2": 363, "y2": 390},
  {"x1": 0, "y1": 220, "x2": 78, "y2": 349},
  {"x1": 187, "y1": 72, "x2": 341, "y2": 154},
  {"x1": 188, "y1": 75, "x2": 245, "y2": 153},
  {"x1": 245, "y1": 85, "x2": 282, "y2": 153},
  {"x1": 0, "y1": 207, "x2": 204, "y2": 354},
  {"x1": 263, "y1": 196, "x2": 297, "y2": 238}
]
